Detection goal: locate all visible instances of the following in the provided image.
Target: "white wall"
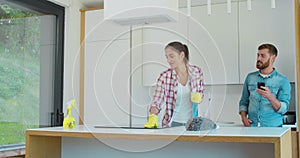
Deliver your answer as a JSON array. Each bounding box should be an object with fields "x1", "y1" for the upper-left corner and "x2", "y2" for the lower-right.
[{"x1": 48, "y1": 0, "x2": 84, "y2": 124}]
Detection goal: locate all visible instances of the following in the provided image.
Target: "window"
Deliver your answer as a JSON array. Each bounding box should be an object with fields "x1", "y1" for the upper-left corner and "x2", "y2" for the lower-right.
[{"x1": 0, "y1": 0, "x2": 64, "y2": 150}]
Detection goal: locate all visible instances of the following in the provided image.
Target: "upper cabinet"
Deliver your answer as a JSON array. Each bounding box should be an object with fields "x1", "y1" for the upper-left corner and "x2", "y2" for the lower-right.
[
  {"x1": 142, "y1": 0, "x2": 296, "y2": 85},
  {"x1": 239, "y1": 0, "x2": 296, "y2": 83},
  {"x1": 189, "y1": 3, "x2": 239, "y2": 85}
]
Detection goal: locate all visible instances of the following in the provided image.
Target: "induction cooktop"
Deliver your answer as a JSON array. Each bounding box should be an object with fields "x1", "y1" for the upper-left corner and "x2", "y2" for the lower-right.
[{"x1": 94, "y1": 125, "x2": 160, "y2": 129}]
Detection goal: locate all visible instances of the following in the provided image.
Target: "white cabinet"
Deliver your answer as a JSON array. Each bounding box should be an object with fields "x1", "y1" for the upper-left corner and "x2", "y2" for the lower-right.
[
  {"x1": 239, "y1": 0, "x2": 296, "y2": 83},
  {"x1": 84, "y1": 9, "x2": 132, "y2": 126},
  {"x1": 141, "y1": 1, "x2": 296, "y2": 85},
  {"x1": 189, "y1": 3, "x2": 239, "y2": 84},
  {"x1": 84, "y1": 39, "x2": 131, "y2": 126},
  {"x1": 84, "y1": 10, "x2": 130, "y2": 42}
]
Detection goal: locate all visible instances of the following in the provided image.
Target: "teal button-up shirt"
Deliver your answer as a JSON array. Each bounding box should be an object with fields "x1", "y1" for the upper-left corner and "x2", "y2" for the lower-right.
[{"x1": 239, "y1": 69, "x2": 291, "y2": 127}]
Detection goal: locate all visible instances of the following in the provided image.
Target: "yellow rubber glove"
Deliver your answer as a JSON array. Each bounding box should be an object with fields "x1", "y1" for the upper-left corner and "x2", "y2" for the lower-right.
[
  {"x1": 191, "y1": 92, "x2": 202, "y2": 103},
  {"x1": 144, "y1": 114, "x2": 158, "y2": 128}
]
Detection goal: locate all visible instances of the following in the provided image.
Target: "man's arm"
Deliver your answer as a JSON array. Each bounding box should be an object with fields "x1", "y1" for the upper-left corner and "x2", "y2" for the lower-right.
[
  {"x1": 256, "y1": 78, "x2": 290, "y2": 113},
  {"x1": 256, "y1": 87, "x2": 281, "y2": 111},
  {"x1": 239, "y1": 75, "x2": 251, "y2": 126},
  {"x1": 239, "y1": 76, "x2": 250, "y2": 113},
  {"x1": 240, "y1": 111, "x2": 252, "y2": 127}
]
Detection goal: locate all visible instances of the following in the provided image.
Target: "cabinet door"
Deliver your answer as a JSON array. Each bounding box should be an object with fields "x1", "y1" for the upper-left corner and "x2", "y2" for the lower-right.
[
  {"x1": 84, "y1": 39, "x2": 130, "y2": 126},
  {"x1": 85, "y1": 10, "x2": 130, "y2": 42},
  {"x1": 189, "y1": 3, "x2": 239, "y2": 84},
  {"x1": 239, "y1": 0, "x2": 296, "y2": 83},
  {"x1": 141, "y1": 8, "x2": 189, "y2": 86},
  {"x1": 130, "y1": 28, "x2": 158, "y2": 126}
]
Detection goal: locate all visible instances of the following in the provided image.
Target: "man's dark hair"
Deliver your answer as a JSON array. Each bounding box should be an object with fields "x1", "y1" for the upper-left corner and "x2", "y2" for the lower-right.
[{"x1": 258, "y1": 43, "x2": 278, "y2": 56}]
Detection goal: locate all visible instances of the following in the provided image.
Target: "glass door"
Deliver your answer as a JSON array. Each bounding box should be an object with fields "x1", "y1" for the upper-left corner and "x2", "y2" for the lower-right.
[{"x1": 0, "y1": 0, "x2": 64, "y2": 148}]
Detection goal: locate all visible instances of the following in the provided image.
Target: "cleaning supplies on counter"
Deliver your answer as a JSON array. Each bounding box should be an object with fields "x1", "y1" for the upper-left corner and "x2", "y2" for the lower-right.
[
  {"x1": 191, "y1": 92, "x2": 202, "y2": 118},
  {"x1": 63, "y1": 99, "x2": 77, "y2": 129},
  {"x1": 186, "y1": 117, "x2": 217, "y2": 131}
]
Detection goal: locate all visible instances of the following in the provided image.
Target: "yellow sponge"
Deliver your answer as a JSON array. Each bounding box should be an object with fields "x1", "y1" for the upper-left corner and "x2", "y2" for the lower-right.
[{"x1": 191, "y1": 92, "x2": 202, "y2": 103}]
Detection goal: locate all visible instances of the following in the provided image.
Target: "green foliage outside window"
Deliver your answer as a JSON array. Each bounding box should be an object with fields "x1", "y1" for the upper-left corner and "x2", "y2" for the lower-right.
[{"x1": 0, "y1": 4, "x2": 40, "y2": 145}]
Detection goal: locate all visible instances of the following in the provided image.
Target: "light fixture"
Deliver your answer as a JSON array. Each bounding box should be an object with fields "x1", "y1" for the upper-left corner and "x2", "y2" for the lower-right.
[
  {"x1": 207, "y1": 0, "x2": 212, "y2": 15},
  {"x1": 187, "y1": 0, "x2": 191, "y2": 16},
  {"x1": 271, "y1": 0, "x2": 276, "y2": 9},
  {"x1": 227, "y1": 0, "x2": 231, "y2": 14},
  {"x1": 247, "y1": 0, "x2": 252, "y2": 11}
]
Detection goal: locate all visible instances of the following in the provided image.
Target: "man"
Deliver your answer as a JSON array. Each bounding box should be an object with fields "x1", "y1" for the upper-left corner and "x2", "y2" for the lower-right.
[{"x1": 239, "y1": 43, "x2": 290, "y2": 127}]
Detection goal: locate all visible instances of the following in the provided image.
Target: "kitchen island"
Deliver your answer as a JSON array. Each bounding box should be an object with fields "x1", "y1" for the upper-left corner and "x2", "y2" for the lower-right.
[{"x1": 26, "y1": 125, "x2": 291, "y2": 158}]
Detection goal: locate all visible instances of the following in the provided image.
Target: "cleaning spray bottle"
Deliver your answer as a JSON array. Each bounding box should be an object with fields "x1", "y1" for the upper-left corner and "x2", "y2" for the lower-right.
[
  {"x1": 191, "y1": 92, "x2": 202, "y2": 118},
  {"x1": 63, "y1": 99, "x2": 77, "y2": 129}
]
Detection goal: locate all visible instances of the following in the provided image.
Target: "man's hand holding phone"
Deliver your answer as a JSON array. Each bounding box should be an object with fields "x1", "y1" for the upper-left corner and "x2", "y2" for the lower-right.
[
  {"x1": 256, "y1": 82, "x2": 273, "y2": 100},
  {"x1": 257, "y1": 82, "x2": 265, "y2": 90}
]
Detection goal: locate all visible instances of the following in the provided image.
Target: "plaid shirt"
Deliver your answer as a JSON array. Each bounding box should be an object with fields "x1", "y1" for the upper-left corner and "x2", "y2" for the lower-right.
[{"x1": 151, "y1": 64, "x2": 204, "y2": 128}]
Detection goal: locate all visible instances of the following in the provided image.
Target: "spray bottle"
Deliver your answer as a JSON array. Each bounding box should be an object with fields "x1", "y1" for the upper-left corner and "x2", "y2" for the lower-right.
[
  {"x1": 191, "y1": 92, "x2": 202, "y2": 118},
  {"x1": 63, "y1": 99, "x2": 77, "y2": 129}
]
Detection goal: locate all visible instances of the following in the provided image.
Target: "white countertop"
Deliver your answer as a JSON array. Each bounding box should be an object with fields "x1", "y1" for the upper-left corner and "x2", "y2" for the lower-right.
[{"x1": 27, "y1": 125, "x2": 290, "y2": 138}]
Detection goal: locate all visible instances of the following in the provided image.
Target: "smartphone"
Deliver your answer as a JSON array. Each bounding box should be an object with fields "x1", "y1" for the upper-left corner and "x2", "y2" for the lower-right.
[{"x1": 257, "y1": 82, "x2": 265, "y2": 90}]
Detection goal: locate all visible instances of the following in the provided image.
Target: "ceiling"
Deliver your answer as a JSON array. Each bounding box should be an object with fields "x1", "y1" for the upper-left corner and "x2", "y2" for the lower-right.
[
  {"x1": 77, "y1": 0, "x2": 243, "y2": 9},
  {"x1": 77, "y1": 0, "x2": 103, "y2": 8}
]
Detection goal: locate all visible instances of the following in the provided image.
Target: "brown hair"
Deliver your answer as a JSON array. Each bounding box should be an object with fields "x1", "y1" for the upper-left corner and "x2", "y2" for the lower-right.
[
  {"x1": 165, "y1": 41, "x2": 189, "y2": 63},
  {"x1": 258, "y1": 43, "x2": 278, "y2": 56}
]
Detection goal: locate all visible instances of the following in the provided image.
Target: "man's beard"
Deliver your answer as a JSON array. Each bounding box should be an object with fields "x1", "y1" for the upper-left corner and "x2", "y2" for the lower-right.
[{"x1": 256, "y1": 58, "x2": 270, "y2": 70}]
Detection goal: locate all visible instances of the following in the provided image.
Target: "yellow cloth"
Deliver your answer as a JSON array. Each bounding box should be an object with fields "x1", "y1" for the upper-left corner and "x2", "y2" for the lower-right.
[
  {"x1": 191, "y1": 92, "x2": 202, "y2": 103},
  {"x1": 144, "y1": 114, "x2": 158, "y2": 128}
]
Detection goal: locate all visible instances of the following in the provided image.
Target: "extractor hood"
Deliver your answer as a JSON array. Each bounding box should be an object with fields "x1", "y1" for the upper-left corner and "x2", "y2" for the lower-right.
[{"x1": 104, "y1": 0, "x2": 178, "y2": 26}]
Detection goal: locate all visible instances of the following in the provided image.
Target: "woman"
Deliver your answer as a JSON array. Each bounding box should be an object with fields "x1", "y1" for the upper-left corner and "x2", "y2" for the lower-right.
[{"x1": 144, "y1": 41, "x2": 204, "y2": 128}]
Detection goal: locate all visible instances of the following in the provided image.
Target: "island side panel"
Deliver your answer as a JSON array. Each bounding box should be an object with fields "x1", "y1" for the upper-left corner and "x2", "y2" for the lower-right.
[
  {"x1": 276, "y1": 129, "x2": 292, "y2": 158},
  {"x1": 26, "y1": 131, "x2": 61, "y2": 158}
]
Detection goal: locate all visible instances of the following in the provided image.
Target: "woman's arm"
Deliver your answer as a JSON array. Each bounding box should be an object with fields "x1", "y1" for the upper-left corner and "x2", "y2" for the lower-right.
[{"x1": 149, "y1": 73, "x2": 166, "y2": 114}]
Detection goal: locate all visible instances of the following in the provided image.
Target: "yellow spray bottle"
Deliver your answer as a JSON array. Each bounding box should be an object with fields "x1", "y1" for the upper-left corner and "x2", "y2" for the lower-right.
[{"x1": 63, "y1": 99, "x2": 77, "y2": 129}]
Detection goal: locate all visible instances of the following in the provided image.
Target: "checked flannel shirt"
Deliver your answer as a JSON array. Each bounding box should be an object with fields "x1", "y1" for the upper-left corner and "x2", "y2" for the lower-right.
[{"x1": 150, "y1": 64, "x2": 204, "y2": 128}]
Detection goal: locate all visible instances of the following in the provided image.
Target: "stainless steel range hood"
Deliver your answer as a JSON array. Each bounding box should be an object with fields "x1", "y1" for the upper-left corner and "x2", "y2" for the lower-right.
[{"x1": 104, "y1": 0, "x2": 178, "y2": 26}]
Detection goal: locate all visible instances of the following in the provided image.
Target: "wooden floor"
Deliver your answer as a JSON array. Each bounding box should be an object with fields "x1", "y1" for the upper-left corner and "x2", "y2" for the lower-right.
[{"x1": 0, "y1": 149, "x2": 25, "y2": 158}]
